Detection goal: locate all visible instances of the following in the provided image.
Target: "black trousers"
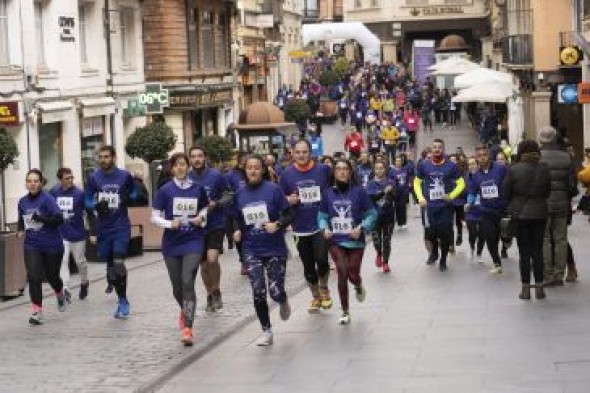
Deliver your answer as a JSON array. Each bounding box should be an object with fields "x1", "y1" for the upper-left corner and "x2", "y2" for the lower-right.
[
  {"x1": 480, "y1": 213, "x2": 502, "y2": 265},
  {"x1": 295, "y1": 232, "x2": 330, "y2": 286},
  {"x1": 516, "y1": 219, "x2": 546, "y2": 284},
  {"x1": 466, "y1": 220, "x2": 485, "y2": 255},
  {"x1": 395, "y1": 196, "x2": 408, "y2": 226},
  {"x1": 454, "y1": 205, "x2": 464, "y2": 236},
  {"x1": 24, "y1": 249, "x2": 64, "y2": 308}
]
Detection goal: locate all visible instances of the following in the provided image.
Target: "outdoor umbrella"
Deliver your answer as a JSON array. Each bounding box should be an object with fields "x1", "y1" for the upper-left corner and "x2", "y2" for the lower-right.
[
  {"x1": 454, "y1": 68, "x2": 513, "y2": 90},
  {"x1": 429, "y1": 58, "x2": 480, "y2": 76},
  {"x1": 452, "y1": 83, "x2": 513, "y2": 103}
]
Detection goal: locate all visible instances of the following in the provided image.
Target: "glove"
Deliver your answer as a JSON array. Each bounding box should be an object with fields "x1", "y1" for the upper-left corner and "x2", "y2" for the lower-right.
[
  {"x1": 31, "y1": 212, "x2": 46, "y2": 223},
  {"x1": 95, "y1": 200, "x2": 110, "y2": 217}
]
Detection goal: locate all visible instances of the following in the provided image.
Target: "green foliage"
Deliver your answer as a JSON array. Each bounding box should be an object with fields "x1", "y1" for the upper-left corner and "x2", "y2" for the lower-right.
[
  {"x1": 318, "y1": 69, "x2": 339, "y2": 87},
  {"x1": 195, "y1": 135, "x2": 234, "y2": 164},
  {"x1": 0, "y1": 127, "x2": 19, "y2": 172},
  {"x1": 284, "y1": 98, "x2": 311, "y2": 124},
  {"x1": 333, "y1": 57, "x2": 349, "y2": 80},
  {"x1": 125, "y1": 121, "x2": 177, "y2": 163}
]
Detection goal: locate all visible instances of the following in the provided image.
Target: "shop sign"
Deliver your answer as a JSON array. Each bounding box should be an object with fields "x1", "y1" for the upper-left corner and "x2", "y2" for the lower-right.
[
  {"x1": 288, "y1": 50, "x2": 312, "y2": 59},
  {"x1": 169, "y1": 90, "x2": 232, "y2": 108},
  {"x1": 411, "y1": 6, "x2": 465, "y2": 16},
  {"x1": 139, "y1": 84, "x2": 169, "y2": 114},
  {"x1": 558, "y1": 84, "x2": 578, "y2": 104},
  {"x1": 127, "y1": 99, "x2": 147, "y2": 117},
  {"x1": 0, "y1": 102, "x2": 20, "y2": 126},
  {"x1": 59, "y1": 16, "x2": 76, "y2": 42},
  {"x1": 579, "y1": 83, "x2": 590, "y2": 104}
]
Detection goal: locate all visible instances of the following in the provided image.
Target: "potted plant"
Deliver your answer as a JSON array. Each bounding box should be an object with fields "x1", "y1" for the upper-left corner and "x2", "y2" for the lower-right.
[{"x1": 194, "y1": 135, "x2": 234, "y2": 168}]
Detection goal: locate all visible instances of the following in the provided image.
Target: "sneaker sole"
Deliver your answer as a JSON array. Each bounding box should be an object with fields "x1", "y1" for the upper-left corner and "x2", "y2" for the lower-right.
[
  {"x1": 181, "y1": 338, "x2": 194, "y2": 346},
  {"x1": 29, "y1": 318, "x2": 43, "y2": 326},
  {"x1": 320, "y1": 300, "x2": 333, "y2": 309},
  {"x1": 308, "y1": 308, "x2": 321, "y2": 314}
]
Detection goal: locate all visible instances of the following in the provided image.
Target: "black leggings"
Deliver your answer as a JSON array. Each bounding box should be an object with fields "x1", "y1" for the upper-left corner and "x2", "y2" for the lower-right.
[
  {"x1": 466, "y1": 220, "x2": 485, "y2": 255},
  {"x1": 372, "y1": 216, "x2": 395, "y2": 263},
  {"x1": 164, "y1": 253, "x2": 202, "y2": 328},
  {"x1": 295, "y1": 232, "x2": 330, "y2": 286},
  {"x1": 395, "y1": 197, "x2": 407, "y2": 226},
  {"x1": 454, "y1": 205, "x2": 464, "y2": 236},
  {"x1": 516, "y1": 219, "x2": 546, "y2": 284},
  {"x1": 480, "y1": 214, "x2": 502, "y2": 265},
  {"x1": 24, "y1": 249, "x2": 64, "y2": 308}
]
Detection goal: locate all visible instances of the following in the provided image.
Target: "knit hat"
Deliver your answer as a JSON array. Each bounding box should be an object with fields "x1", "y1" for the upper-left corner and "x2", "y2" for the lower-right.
[{"x1": 537, "y1": 126, "x2": 557, "y2": 144}]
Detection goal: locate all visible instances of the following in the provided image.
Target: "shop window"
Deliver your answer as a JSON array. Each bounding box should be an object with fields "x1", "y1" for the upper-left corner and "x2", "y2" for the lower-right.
[
  {"x1": 80, "y1": 117, "x2": 104, "y2": 183},
  {"x1": 39, "y1": 123, "x2": 62, "y2": 190},
  {"x1": 216, "y1": 11, "x2": 229, "y2": 68},
  {"x1": 34, "y1": 0, "x2": 46, "y2": 68},
  {"x1": 120, "y1": 7, "x2": 136, "y2": 68},
  {"x1": 0, "y1": 0, "x2": 9, "y2": 67},
  {"x1": 201, "y1": 10, "x2": 215, "y2": 68},
  {"x1": 188, "y1": 6, "x2": 199, "y2": 69}
]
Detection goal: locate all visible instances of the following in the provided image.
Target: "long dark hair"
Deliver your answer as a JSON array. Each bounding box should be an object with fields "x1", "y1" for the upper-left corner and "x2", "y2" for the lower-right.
[
  {"x1": 244, "y1": 154, "x2": 271, "y2": 184},
  {"x1": 331, "y1": 158, "x2": 359, "y2": 186}
]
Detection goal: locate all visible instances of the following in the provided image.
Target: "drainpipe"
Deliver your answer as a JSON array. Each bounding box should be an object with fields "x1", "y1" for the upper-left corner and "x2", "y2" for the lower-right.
[{"x1": 104, "y1": 0, "x2": 116, "y2": 148}]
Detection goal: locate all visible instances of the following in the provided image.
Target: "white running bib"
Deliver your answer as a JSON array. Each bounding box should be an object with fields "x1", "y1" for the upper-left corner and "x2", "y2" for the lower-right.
[
  {"x1": 311, "y1": 143, "x2": 319, "y2": 150},
  {"x1": 243, "y1": 203, "x2": 270, "y2": 227},
  {"x1": 56, "y1": 197, "x2": 74, "y2": 212},
  {"x1": 429, "y1": 186, "x2": 445, "y2": 201},
  {"x1": 98, "y1": 192, "x2": 120, "y2": 209},
  {"x1": 481, "y1": 185, "x2": 499, "y2": 199},
  {"x1": 173, "y1": 198, "x2": 198, "y2": 216},
  {"x1": 298, "y1": 186, "x2": 321, "y2": 204},
  {"x1": 332, "y1": 217, "x2": 353, "y2": 235}
]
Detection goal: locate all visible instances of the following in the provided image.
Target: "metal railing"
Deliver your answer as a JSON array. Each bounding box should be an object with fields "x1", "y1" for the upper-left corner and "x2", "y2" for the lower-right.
[{"x1": 501, "y1": 34, "x2": 533, "y2": 65}]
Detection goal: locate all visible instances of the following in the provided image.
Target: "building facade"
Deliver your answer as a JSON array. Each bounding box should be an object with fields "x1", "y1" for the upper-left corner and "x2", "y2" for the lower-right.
[
  {"x1": 303, "y1": 0, "x2": 344, "y2": 23},
  {"x1": 0, "y1": 0, "x2": 145, "y2": 224}
]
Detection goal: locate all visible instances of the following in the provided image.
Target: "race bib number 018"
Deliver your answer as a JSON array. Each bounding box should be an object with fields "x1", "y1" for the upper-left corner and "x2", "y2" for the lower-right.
[
  {"x1": 173, "y1": 198, "x2": 198, "y2": 217},
  {"x1": 332, "y1": 217, "x2": 353, "y2": 234},
  {"x1": 56, "y1": 197, "x2": 74, "y2": 211},
  {"x1": 299, "y1": 186, "x2": 321, "y2": 204},
  {"x1": 98, "y1": 192, "x2": 120, "y2": 209},
  {"x1": 481, "y1": 185, "x2": 499, "y2": 199},
  {"x1": 243, "y1": 204, "x2": 270, "y2": 227}
]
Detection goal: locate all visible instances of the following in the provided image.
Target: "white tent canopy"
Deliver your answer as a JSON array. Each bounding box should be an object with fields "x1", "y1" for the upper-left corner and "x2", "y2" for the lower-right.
[
  {"x1": 454, "y1": 68, "x2": 513, "y2": 90},
  {"x1": 452, "y1": 83, "x2": 514, "y2": 103},
  {"x1": 302, "y1": 22, "x2": 381, "y2": 64},
  {"x1": 429, "y1": 58, "x2": 480, "y2": 76}
]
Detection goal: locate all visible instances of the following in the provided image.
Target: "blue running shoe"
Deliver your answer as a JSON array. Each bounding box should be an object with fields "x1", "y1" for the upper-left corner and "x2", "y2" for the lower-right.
[{"x1": 114, "y1": 297, "x2": 130, "y2": 319}]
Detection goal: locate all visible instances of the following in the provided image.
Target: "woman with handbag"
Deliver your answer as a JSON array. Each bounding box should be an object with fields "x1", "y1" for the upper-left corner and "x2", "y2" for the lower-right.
[{"x1": 504, "y1": 140, "x2": 551, "y2": 300}]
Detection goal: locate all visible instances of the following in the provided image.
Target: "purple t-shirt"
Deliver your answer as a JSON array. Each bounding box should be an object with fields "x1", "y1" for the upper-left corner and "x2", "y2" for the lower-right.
[
  {"x1": 152, "y1": 181, "x2": 209, "y2": 257},
  {"x1": 86, "y1": 167, "x2": 134, "y2": 233},
  {"x1": 279, "y1": 163, "x2": 330, "y2": 234},
  {"x1": 50, "y1": 185, "x2": 87, "y2": 242},
  {"x1": 234, "y1": 181, "x2": 289, "y2": 258},
  {"x1": 416, "y1": 159, "x2": 461, "y2": 209},
  {"x1": 189, "y1": 168, "x2": 228, "y2": 231},
  {"x1": 18, "y1": 191, "x2": 63, "y2": 252},
  {"x1": 226, "y1": 169, "x2": 247, "y2": 192}
]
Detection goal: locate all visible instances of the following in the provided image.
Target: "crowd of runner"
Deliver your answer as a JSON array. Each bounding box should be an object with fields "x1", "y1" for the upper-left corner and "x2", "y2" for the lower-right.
[{"x1": 15, "y1": 59, "x2": 590, "y2": 348}]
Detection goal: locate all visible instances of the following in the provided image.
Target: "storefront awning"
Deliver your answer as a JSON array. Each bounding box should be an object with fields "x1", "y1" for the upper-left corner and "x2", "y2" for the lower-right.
[
  {"x1": 79, "y1": 97, "x2": 116, "y2": 118},
  {"x1": 37, "y1": 101, "x2": 74, "y2": 123}
]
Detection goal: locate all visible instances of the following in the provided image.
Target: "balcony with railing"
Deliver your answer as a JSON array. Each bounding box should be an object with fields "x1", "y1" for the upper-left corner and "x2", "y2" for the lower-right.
[
  {"x1": 501, "y1": 34, "x2": 533, "y2": 66},
  {"x1": 303, "y1": 8, "x2": 319, "y2": 22}
]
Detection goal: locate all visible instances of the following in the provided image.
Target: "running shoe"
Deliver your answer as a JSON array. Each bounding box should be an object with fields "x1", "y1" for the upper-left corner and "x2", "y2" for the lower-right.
[
  {"x1": 105, "y1": 283, "x2": 114, "y2": 294},
  {"x1": 212, "y1": 290, "x2": 223, "y2": 310},
  {"x1": 449, "y1": 245, "x2": 456, "y2": 254},
  {"x1": 501, "y1": 247, "x2": 508, "y2": 259},
  {"x1": 456, "y1": 235, "x2": 463, "y2": 246},
  {"x1": 114, "y1": 297, "x2": 130, "y2": 319},
  {"x1": 382, "y1": 263, "x2": 391, "y2": 273},
  {"x1": 205, "y1": 295, "x2": 215, "y2": 313},
  {"x1": 477, "y1": 254, "x2": 484, "y2": 264},
  {"x1": 319, "y1": 288, "x2": 333, "y2": 309},
  {"x1": 308, "y1": 298, "x2": 321, "y2": 313},
  {"x1": 57, "y1": 292, "x2": 67, "y2": 312},
  {"x1": 470, "y1": 248, "x2": 475, "y2": 261},
  {"x1": 490, "y1": 265, "x2": 503, "y2": 275},
  {"x1": 178, "y1": 311, "x2": 186, "y2": 330},
  {"x1": 439, "y1": 264, "x2": 448, "y2": 272},
  {"x1": 354, "y1": 284, "x2": 366, "y2": 303},
  {"x1": 79, "y1": 283, "x2": 89, "y2": 300},
  {"x1": 375, "y1": 254, "x2": 383, "y2": 268},
  {"x1": 279, "y1": 300, "x2": 291, "y2": 321},
  {"x1": 256, "y1": 330, "x2": 273, "y2": 346},
  {"x1": 338, "y1": 312, "x2": 351, "y2": 325},
  {"x1": 426, "y1": 255, "x2": 438, "y2": 265},
  {"x1": 181, "y1": 328, "x2": 194, "y2": 346},
  {"x1": 63, "y1": 288, "x2": 72, "y2": 304},
  {"x1": 29, "y1": 311, "x2": 43, "y2": 325}
]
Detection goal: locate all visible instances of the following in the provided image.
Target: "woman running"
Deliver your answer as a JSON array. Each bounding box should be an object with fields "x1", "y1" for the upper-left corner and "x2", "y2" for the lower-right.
[
  {"x1": 390, "y1": 156, "x2": 409, "y2": 229},
  {"x1": 152, "y1": 153, "x2": 209, "y2": 346},
  {"x1": 464, "y1": 156, "x2": 485, "y2": 262},
  {"x1": 318, "y1": 159, "x2": 377, "y2": 324},
  {"x1": 367, "y1": 160, "x2": 396, "y2": 273},
  {"x1": 233, "y1": 155, "x2": 294, "y2": 346},
  {"x1": 18, "y1": 169, "x2": 67, "y2": 325}
]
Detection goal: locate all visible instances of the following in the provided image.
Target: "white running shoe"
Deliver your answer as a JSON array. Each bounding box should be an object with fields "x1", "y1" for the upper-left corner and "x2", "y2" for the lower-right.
[
  {"x1": 477, "y1": 254, "x2": 485, "y2": 264},
  {"x1": 339, "y1": 312, "x2": 351, "y2": 325},
  {"x1": 256, "y1": 330, "x2": 274, "y2": 346},
  {"x1": 490, "y1": 264, "x2": 503, "y2": 275}
]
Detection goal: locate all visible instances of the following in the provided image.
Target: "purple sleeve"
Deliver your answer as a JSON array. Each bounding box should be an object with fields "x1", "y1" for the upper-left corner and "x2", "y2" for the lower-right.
[
  {"x1": 359, "y1": 188, "x2": 374, "y2": 210},
  {"x1": 46, "y1": 194, "x2": 62, "y2": 216},
  {"x1": 319, "y1": 190, "x2": 328, "y2": 214},
  {"x1": 278, "y1": 170, "x2": 291, "y2": 195},
  {"x1": 152, "y1": 188, "x2": 166, "y2": 211},
  {"x1": 276, "y1": 186, "x2": 290, "y2": 211},
  {"x1": 198, "y1": 186, "x2": 209, "y2": 212}
]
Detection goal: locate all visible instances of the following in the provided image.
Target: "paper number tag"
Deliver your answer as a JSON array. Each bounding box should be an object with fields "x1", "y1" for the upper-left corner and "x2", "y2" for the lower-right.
[
  {"x1": 98, "y1": 192, "x2": 120, "y2": 209},
  {"x1": 481, "y1": 185, "x2": 499, "y2": 199},
  {"x1": 172, "y1": 198, "x2": 198, "y2": 217},
  {"x1": 243, "y1": 204, "x2": 269, "y2": 227},
  {"x1": 429, "y1": 187, "x2": 445, "y2": 201},
  {"x1": 298, "y1": 186, "x2": 321, "y2": 204},
  {"x1": 332, "y1": 217, "x2": 353, "y2": 235},
  {"x1": 56, "y1": 197, "x2": 74, "y2": 212}
]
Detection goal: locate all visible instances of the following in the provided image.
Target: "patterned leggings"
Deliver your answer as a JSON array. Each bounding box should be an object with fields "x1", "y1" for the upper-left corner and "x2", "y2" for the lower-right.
[
  {"x1": 329, "y1": 246, "x2": 364, "y2": 312},
  {"x1": 245, "y1": 254, "x2": 287, "y2": 331},
  {"x1": 372, "y1": 217, "x2": 395, "y2": 264}
]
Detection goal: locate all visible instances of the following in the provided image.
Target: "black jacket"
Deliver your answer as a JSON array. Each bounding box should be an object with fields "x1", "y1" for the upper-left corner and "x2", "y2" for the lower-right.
[
  {"x1": 540, "y1": 143, "x2": 575, "y2": 216},
  {"x1": 504, "y1": 156, "x2": 551, "y2": 220}
]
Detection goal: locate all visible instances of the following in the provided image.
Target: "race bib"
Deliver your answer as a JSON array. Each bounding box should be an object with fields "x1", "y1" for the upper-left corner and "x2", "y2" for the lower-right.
[
  {"x1": 408, "y1": 118, "x2": 415, "y2": 124},
  {"x1": 350, "y1": 141, "x2": 358, "y2": 148},
  {"x1": 311, "y1": 143, "x2": 319, "y2": 150},
  {"x1": 98, "y1": 192, "x2": 120, "y2": 209},
  {"x1": 371, "y1": 142, "x2": 379, "y2": 149},
  {"x1": 429, "y1": 186, "x2": 445, "y2": 201},
  {"x1": 340, "y1": 102, "x2": 347, "y2": 108},
  {"x1": 299, "y1": 186, "x2": 321, "y2": 204},
  {"x1": 356, "y1": 113, "x2": 362, "y2": 119},
  {"x1": 332, "y1": 217, "x2": 353, "y2": 235},
  {"x1": 23, "y1": 213, "x2": 43, "y2": 231},
  {"x1": 243, "y1": 203, "x2": 270, "y2": 227},
  {"x1": 481, "y1": 185, "x2": 499, "y2": 199},
  {"x1": 56, "y1": 197, "x2": 74, "y2": 212},
  {"x1": 172, "y1": 198, "x2": 198, "y2": 217}
]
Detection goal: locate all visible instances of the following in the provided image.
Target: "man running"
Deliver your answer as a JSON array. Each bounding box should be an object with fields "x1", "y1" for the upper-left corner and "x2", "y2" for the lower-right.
[
  {"x1": 189, "y1": 146, "x2": 232, "y2": 312},
  {"x1": 51, "y1": 167, "x2": 89, "y2": 301},
  {"x1": 279, "y1": 140, "x2": 333, "y2": 312},
  {"x1": 413, "y1": 139, "x2": 465, "y2": 271},
  {"x1": 85, "y1": 146, "x2": 136, "y2": 318}
]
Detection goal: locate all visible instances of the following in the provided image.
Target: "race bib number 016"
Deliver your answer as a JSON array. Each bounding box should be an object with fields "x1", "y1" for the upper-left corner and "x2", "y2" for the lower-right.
[
  {"x1": 56, "y1": 197, "x2": 74, "y2": 211},
  {"x1": 299, "y1": 186, "x2": 321, "y2": 204},
  {"x1": 481, "y1": 185, "x2": 499, "y2": 199},
  {"x1": 243, "y1": 204, "x2": 270, "y2": 227},
  {"x1": 172, "y1": 198, "x2": 198, "y2": 217},
  {"x1": 98, "y1": 192, "x2": 120, "y2": 209},
  {"x1": 332, "y1": 217, "x2": 353, "y2": 234}
]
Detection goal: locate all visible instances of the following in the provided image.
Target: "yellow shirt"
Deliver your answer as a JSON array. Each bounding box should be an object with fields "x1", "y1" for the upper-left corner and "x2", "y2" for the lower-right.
[
  {"x1": 380, "y1": 127, "x2": 399, "y2": 145},
  {"x1": 370, "y1": 97, "x2": 382, "y2": 111}
]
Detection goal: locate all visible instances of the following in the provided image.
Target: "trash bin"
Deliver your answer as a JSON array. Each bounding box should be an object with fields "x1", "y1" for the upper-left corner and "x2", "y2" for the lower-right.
[{"x1": 0, "y1": 231, "x2": 27, "y2": 297}]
